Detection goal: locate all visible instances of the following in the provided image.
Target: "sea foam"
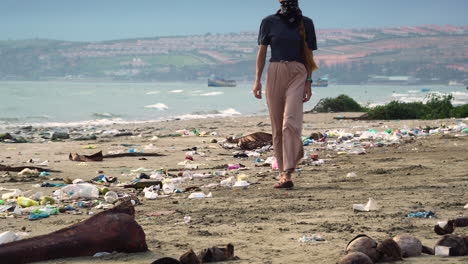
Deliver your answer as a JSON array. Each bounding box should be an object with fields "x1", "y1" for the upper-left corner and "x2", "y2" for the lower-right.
[
  {"x1": 200, "y1": 92, "x2": 224, "y2": 96},
  {"x1": 144, "y1": 103, "x2": 169, "y2": 110}
]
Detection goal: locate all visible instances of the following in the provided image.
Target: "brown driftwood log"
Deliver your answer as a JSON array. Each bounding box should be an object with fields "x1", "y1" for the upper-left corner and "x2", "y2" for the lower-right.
[
  {"x1": 104, "y1": 153, "x2": 165, "y2": 159},
  {"x1": 227, "y1": 132, "x2": 272, "y2": 150},
  {"x1": 0, "y1": 164, "x2": 60, "y2": 173},
  {"x1": 69, "y1": 151, "x2": 165, "y2": 162},
  {"x1": 0, "y1": 202, "x2": 147, "y2": 264}
]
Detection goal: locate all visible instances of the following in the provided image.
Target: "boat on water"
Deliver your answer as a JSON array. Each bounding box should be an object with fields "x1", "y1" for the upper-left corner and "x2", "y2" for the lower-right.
[
  {"x1": 312, "y1": 77, "x2": 328, "y2": 87},
  {"x1": 449, "y1": 81, "x2": 464, "y2": 86},
  {"x1": 208, "y1": 79, "x2": 237, "y2": 87}
]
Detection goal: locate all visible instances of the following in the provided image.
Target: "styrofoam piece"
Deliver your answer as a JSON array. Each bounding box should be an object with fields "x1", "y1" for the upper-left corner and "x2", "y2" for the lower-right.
[
  {"x1": 232, "y1": 181, "x2": 250, "y2": 189},
  {"x1": 188, "y1": 192, "x2": 212, "y2": 199},
  {"x1": 353, "y1": 198, "x2": 378, "y2": 212},
  {"x1": 435, "y1": 246, "x2": 450, "y2": 256}
]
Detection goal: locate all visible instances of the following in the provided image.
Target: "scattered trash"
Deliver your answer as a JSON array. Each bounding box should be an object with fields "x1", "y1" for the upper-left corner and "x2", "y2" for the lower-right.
[
  {"x1": 232, "y1": 181, "x2": 250, "y2": 189},
  {"x1": 56, "y1": 183, "x2": 99, "y2": 200},
  {"x1": 0, "y1": 231, "x2": 29, "y2": 245},
  {"x1": 18, "y1": 168, "x2": 40, "y2": 176},
  {"x1": 220, "y1": 176, "x2": 236, "y2": 187},
  {"x1": 17, "y1": 197, "x2": 39, "y2": 208},
  {"x1": 2, "y1": 189, "x2": 23, "y2": 200},
  {"x1": 104, "y1": 191, "x2": 119, "y2": 203},
  {"x1": 435, "y1": 246, "x2": 450, "y2": 257},
  {"x1": 93, "y1": 252, "x2": 112, "y2": 257},
  {"x1": 188, "y1": 192, "x2": 212, "y2": 199},
  {"x1": 406, "y1": 210, "x2": 436, "y2": 218},
  {"x1": 346, "y1": 172, "x2": 357, "y2": 178},
  {"x1": 298, "y1": 234, "x2": 326, "y2": 243},
  {"x1": 353, "y1": 198, "x2": 378, "y2": 212}
]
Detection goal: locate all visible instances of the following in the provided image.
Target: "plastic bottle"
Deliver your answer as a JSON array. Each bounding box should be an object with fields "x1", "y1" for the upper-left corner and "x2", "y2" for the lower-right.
[
  {"x1": 59, "y1": 184, "x2": 99, "y2": 200},
  {"x1": 17, "y1": 197, "x2": 39, "y2": 208},
  {"x1": 104, "y1": 191, "x2": 119, "y2": 203}
]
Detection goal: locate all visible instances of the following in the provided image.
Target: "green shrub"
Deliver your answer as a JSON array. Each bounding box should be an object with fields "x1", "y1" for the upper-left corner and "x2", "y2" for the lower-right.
[
  {"x1": 312, "y1": 94, "x2": 365, "y2": 112},
  {"x1": 423, "y1": 94, "x2": 454, "y2": 119},
  {"x1": 451, "y1": 104, "x2": 468, "y2": 118},
  {"x1": 367, "y1": 101, "x2": 429, "y2": 120}
]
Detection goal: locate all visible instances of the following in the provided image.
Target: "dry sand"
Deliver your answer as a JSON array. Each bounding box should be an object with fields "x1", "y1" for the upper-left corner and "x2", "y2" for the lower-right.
[{"x1": 1, "y1": 113, "x2": 467, "y2": 264}]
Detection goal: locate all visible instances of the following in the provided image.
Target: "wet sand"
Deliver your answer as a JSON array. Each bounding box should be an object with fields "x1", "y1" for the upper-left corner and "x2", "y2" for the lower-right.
[{"x1": 1, "y1": 113, "x2": 467, "y2": 264}]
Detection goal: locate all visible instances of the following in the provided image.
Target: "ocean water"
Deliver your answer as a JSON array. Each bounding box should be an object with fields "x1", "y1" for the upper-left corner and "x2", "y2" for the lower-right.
[{"x1": 0, "y1": 81, "x2": 467, "y2": 128}]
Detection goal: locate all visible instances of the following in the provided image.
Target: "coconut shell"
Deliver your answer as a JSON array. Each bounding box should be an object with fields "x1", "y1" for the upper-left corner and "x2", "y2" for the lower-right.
[
  {"x1": 339, "y1": 252, "x2": 374, "y2": 264},
  {"x1": 152, "y1": 257, "x2": 181, "y2": 264},
  {"x1": 377, "y1": 239, "x2": 402, "y2": 262},
  {"x1": 435, "y1": 234, "x2": 468, "y2": 256},
  {"x1": 179, "y1": 249, "x2": 201, "y2": 264},
  {"x1": 346, "y1": 235, "x2": 379, "y2": 262},
  {"x1": 393, "y1": 234, "x2": 422, "y2": 258}
]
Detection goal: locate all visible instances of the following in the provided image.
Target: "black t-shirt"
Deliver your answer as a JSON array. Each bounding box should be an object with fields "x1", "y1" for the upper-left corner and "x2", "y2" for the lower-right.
[{"x1": 258, "y1": 15, "x2": 317, "y2": 63}]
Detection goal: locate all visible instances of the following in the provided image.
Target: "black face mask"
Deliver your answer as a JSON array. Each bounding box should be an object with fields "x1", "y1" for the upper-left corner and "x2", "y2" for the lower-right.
[{"x1": 277, "y1": 0, "x2": 302, "y2": 26}]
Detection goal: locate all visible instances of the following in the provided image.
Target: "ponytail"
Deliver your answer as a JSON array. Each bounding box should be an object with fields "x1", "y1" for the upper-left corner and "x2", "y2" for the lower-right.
[{"x1": 298, "y1": 20, "x2": 318, "y2": 72}]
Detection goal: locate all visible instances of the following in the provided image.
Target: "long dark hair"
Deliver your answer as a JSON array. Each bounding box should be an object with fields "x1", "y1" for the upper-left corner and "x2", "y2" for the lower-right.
[
  {"x1": 298, "y1": 19, "x2": 318, "y2": 72},
  {"x1": 277, "y1": 0, "x2": 318, "y2": 72}
]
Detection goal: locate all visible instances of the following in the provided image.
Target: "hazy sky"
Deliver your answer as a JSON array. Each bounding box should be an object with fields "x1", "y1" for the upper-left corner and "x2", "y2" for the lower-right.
[{"x1": 1, "y1": 0, "x2": 467, "y2": 41}]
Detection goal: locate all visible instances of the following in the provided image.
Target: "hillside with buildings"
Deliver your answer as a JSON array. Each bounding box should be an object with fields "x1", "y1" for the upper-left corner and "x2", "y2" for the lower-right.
[{"x1": 0, "y1": 25, "x2": 467, "y2": 84}]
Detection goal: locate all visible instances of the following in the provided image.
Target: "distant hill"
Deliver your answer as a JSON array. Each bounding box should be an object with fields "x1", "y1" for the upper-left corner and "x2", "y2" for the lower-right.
[{"x1": 0, "y1": 25, "x2": 467, "y2": 84}]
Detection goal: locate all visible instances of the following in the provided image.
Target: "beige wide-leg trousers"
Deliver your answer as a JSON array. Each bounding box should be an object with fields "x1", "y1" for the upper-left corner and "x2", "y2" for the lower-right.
[{"x1": 266, "y1": 61, "x2": 306, "y2": 172}]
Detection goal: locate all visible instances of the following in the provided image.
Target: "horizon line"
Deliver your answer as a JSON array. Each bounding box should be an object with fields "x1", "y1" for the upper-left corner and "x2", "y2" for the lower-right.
[{"x1": 1, "y1": 23, "x2": 465, "y2": 43}]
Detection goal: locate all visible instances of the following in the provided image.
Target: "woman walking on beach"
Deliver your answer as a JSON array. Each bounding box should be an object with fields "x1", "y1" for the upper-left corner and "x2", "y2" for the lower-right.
[{"x1": 253, "y1": 0, "x2": 318, "y2": 188}]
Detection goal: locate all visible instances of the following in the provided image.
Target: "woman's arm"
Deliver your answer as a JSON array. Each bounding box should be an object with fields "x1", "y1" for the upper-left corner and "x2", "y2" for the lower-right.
[
  {"x1": 303, "y1": 49, "x2": 313, "y2": 103},
  {"x1": 253, "y1": 45, "x2": 268, "y2": 99}
]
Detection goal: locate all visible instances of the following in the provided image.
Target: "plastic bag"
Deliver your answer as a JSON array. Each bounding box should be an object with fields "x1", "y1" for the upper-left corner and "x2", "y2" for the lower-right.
[{"x1": 57, "y1": 184, "x2": 99, "y2": 200}]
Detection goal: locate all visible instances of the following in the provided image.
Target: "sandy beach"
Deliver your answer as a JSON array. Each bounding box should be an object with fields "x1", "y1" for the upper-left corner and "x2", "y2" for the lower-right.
[{"x1": 1, "y1": 113, "x2": 467, "y2": 264}]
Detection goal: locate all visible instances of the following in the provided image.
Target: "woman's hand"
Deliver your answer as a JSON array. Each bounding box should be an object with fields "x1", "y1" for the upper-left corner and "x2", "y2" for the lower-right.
[
  {"x1": 253, "y1": 81, "x2": 263, "y2": 99},
  {"x1": 303, "y1": 83, "x2": 312, "y2": 102}
]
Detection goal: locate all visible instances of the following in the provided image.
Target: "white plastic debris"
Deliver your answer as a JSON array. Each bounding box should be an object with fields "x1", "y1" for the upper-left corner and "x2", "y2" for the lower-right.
[
  {"x1": 0, "y1": 231, "x2": 29, "y2": 245},
  {"x1": 18, "y1": 168, "x2": 40, "y2": 176},
  {"x1": 184, "y1": 216, "x2": 192, "y2": 223},
  {"x1": 104, "y1": 191, "x2": 118, "y2": 203},
  {"x1": 437, "y1": 221, "x2": 448, "y2": 229},
  {"x1": 348, "y1": 147, "x2": 366, "y2": 155},
  {"x1": 346, "y1": 172, "x2": 358, "y2": 178},
  {"x1": 297, "y1": 234, "x2": 326, "y2": 243},
  {"x1": 353, "y1": 198, "x2": 378, "y2": 212},
  {"x1": 2, "y1": 189, "x2": 22, "y2": 200},
  {"x1": 232, "y1": 181, "x2": 250, "y2": 189},
  {"x1": 29, "y1": 192, "x2": 44, "y2": 201},
  {"x1": 435, "y1": 246, "x2": 450, "y2": 256},
  {"x1": 220, "y1": 176, "x2": 236, "y2": 187},
  {"x1": 162, "y1": 182, "x2": 175, "y2": 194},
  {"x1": 13, "y1": 206, "x2": 22, "y2": 216},
  {"x1": 93, "y1": 252, "x2": 112, "y2": 257},
  {"x1": 143, "y1": 187, "x2": 158, "y2": 200},
  {"x1": 37, "y1": 160, "x2": 49, "y2": 167},
  {"x1": 464, "y1": 203, "x2": 468, "y2": 209},
  {"x1": 188, "y1": 192, "x2": 212, "y2": 199},
  {"x1": 72, "y1": 179, "x2": 86, "y2": 184},
  {"x1": 57, "y1": 184, "x2": 99, "y2": 200}
]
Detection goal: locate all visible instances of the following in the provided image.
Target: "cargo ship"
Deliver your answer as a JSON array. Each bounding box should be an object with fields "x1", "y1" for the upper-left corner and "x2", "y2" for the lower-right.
[
  {"x1": 208, "y1": 79, "x2": 237, "y2": 87},
  {"x1": 312, "y1": 77, "x2": 328, "y2": 87}
]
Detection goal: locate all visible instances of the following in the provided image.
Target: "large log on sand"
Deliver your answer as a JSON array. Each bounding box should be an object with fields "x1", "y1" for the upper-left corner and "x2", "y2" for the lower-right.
[{"x1": 0, "y1": 202, "x2": 148, "y2": 264}]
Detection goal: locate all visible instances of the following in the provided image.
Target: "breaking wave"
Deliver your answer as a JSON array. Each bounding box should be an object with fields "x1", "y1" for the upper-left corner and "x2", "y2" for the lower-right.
[{"x1": 144, "y1": 103, "x2": 169, "y2": 110}]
